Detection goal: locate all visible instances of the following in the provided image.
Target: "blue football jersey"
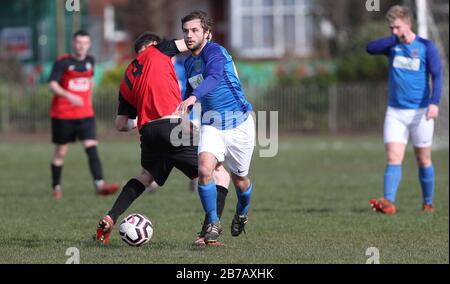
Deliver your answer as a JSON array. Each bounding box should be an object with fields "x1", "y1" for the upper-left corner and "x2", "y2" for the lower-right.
[
  {"x1": 184, "y1": 41, "x2": 253, "y2": 130},
  {"x1": 367, "y1": 35, "x2": 442, "y2": 109}
]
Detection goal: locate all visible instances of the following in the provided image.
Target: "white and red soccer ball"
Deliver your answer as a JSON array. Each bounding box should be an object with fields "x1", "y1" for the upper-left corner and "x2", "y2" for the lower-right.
[{"x1": 119, "y1": 213, "x2": 153, "y2": 247}]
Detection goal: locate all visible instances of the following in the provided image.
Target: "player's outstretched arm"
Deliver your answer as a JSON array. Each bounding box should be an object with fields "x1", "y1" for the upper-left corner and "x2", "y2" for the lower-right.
[
  {"x1": 190, "y1": 45, "x2": 227, "y2": 100},
  {"x1": 367, "y1": 35, "x2": 397, "y2": 56},
  {"x1": 174, "y1": 39, "x2": 188, "y2": 53}
]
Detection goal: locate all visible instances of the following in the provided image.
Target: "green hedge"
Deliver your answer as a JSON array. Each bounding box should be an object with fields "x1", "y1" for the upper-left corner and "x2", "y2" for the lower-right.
[
  {"x1": 336, "y1": 21, "x2": 390, "y2": 82},
  {"x1": 0, "y1": 83, "x2": 52, "y2": 132}
]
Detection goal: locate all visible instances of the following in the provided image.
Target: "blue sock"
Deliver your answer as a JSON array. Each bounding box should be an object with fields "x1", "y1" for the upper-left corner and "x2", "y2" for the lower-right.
[
  {"x1": 236, "y1": 183, "x2": 253, "y2": 216},
  {"x1": 198, "y1": 181, "x2": 219, "y2": 224},
  {"x1": 419, "y1": 165, "x2": 435, "y2": 205},
  {"x1": 384, "y1": 165, "x2": 402, "y2": 203}
]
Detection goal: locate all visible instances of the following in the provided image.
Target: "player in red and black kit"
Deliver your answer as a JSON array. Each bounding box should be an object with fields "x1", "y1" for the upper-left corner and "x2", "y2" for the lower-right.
[
  {"x1": 48, "y1": 30, "x2": 119, "y2": 199},
  {"x1": 95, "y1": 32, "x2": 229, "y2": 246}
]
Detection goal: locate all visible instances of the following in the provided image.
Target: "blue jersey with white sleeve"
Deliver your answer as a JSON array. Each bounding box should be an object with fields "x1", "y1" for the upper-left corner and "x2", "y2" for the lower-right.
[
  {"x1": 367, "y1": 35, "x2": 442, "y2": 109},
  {"x1": 184, "y1": 41, "x2": 253, "y2": 130}
]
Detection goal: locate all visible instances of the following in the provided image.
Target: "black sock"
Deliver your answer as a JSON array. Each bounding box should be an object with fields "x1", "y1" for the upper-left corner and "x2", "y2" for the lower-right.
[
  {"x1": 85, "y1": 146, "x2": 103, "y2": 181},
  {"x1": 108, "y1": 179, "x2": 146, "y2": 223},
  {"x1": 203, "y1": 185, "x2": 228, "y2": 225},
  {"x1": 51, "y1": 164, "x2": 63, "y2": 188},
  {"x1": 216, "y1": 185, "x2": 228, "y2": 219}
]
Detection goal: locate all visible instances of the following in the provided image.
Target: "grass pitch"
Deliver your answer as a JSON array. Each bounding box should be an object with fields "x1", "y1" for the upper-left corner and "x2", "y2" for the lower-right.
[{"x1": 0, "y1": 136, "x2": 448, "y2": 264}]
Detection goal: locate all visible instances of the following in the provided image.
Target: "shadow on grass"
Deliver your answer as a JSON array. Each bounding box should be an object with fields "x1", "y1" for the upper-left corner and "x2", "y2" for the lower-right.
[
  {"x1": 2, "y1": 236, "x2": 188, "y2": 251},
  {"x1": 253, "y1": 206, "x2": 373, "y2": 215},
  {"x1": 253, "y1": 207, "x2": 335, "y2": 214},
  {"x1": 1, "y1": 234, "x2": 120, "y2": 249},
  {"x1": 351, "y1": 207, "x2": 373, "y2": 214},
  {"x1": 1, "y1": 238, "x2": 72, "y2": 248}
]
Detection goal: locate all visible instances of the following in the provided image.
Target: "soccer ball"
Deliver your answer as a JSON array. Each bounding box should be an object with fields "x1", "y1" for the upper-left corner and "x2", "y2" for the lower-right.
[{"x1": 119, "y1": 213, "x2": 153, "y2": 247}]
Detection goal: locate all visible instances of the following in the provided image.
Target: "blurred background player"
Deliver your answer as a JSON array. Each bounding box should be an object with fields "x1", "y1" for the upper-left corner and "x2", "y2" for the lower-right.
[
  {"x1": 367, "y1": 5, "x2": 443, "y2": 214},
  {"x1": 48, "y1": 30, "x2": 119, "y2": 199},
  {"x1": 96, "y1": 32, "x2": 229, "y2": 246},
  {"x1": 179, "y1": 11, "x2": 255, "y2": 245}
]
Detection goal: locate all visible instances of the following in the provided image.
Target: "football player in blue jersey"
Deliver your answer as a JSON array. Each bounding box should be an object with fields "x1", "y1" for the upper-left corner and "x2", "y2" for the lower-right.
[
  {"x1": 178, "y1": 11, "x2": 255, "y2": 245},
  {"x1": 367, "y1": 5, "x2": 443, "y2": 214}
]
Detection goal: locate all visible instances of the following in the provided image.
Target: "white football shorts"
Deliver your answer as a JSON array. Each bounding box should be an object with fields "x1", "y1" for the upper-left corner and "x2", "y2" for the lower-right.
[
  {"x1": 384, "y1": 106, "x2": 434, "y2": 148},
  {"x1": 198, "y1": 115, "x2": 255, "y2": 177}
]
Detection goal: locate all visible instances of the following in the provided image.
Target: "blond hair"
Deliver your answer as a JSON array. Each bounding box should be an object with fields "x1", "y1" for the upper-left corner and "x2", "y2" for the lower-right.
[{"x1": 386, "y1": 5, "x2": 413, "y2": 26}]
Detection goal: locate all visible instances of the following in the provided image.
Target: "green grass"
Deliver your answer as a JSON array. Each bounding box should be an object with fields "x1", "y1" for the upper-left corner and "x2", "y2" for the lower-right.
[{"x1": 0, "y1": 136, "x2": 448, "y2": 264}]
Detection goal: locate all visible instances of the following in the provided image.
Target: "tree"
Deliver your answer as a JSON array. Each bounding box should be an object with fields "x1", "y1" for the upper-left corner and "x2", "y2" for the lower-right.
[
  {"x1": 116, "y1": 0, "x2": 172, "y2": 40},
  {"x1": 317, "y1": 0, "x2": 403, "y2": 54}
]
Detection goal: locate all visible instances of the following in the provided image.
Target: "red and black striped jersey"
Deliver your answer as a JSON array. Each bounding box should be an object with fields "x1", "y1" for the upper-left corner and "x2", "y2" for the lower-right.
[
  {"x1": 118, "y1": 40, "x2": 181, "y2": 130},
  {"x1": 48, "y1": 54, "x2": 95, "y2": 119}
]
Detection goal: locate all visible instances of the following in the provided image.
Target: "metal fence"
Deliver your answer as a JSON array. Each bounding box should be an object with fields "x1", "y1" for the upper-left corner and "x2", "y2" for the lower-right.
[
  {"x1": 0, "y1": 83, "x2": 448, "y2": 148},
  {"x1": 429, "y1": 0, "x2": 450, "y2": 148},
  {"x1": 248, "y1": 84, "x2": 389, "y2": 134}
]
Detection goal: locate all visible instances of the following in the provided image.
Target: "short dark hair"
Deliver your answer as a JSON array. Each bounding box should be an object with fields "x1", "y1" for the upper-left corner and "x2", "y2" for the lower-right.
[
  {"x1": 134, "y1": 32, "x2": 161, "y2": 54},
  {"x1": 73, "y1": 30, "x2": 90, "y2": 39},
  {"x1": 181, "y1": 10, "x2": 213, "y2": 34}
]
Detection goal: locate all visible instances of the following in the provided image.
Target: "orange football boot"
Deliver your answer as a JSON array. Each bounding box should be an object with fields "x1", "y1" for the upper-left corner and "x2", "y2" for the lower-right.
[{"x1": 370, "y1": 197, "x2": 397, "y2": 215}]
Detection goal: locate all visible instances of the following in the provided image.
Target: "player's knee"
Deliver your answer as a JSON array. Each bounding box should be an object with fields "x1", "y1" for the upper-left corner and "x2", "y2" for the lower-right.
[
  {"x1": 198, "y1": 165, "x2": 214, "y2": 184},
  {"x1": 54, "y1": 146, "x2": 68, "y2": 159},
  {"x1": 386, "y1": 152, "x2": 403, "y2": 164},
  {"x1": 416, "y1": 153, "x2": 432, "y2": 168},
  {"x1": 55, "y1": 150, "x2": 67, "y2": 160},
  {"x1": 232, "y1": 174, "x2": 251, "y2": 191},
  {"x1": 136, "y1": 169, "x2": 154, "y2": 188}
]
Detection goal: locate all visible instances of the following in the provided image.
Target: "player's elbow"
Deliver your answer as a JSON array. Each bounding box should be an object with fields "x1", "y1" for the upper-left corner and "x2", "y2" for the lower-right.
[
  {"x1": 366, "y1": 44, "x2": 376, "y2": 55},
  {"x1": 366, "y1": 41, "x2": 382, "y2": 55}
]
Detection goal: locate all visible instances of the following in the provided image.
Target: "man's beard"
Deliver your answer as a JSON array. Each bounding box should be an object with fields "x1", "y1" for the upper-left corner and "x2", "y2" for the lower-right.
[{"x1": 188, "y1": 41, "x2": 204, "y2": 52}]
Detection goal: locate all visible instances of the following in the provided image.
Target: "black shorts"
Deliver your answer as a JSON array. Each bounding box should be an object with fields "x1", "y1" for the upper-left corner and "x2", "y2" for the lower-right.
[
  {"x1": 140, "y1": 119, "x2": 198, "y2": 186},
  {"x1": 51, "y1": 117, "x2": 97, "y2": 145}
]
